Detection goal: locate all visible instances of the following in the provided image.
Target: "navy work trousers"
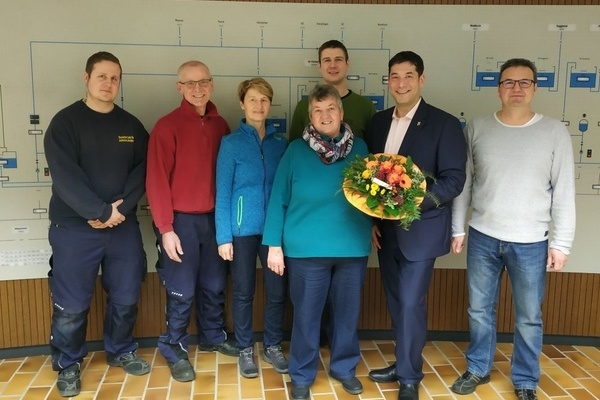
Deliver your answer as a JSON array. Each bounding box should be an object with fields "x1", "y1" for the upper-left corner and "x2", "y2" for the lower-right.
[
  {"x1": 154, "y1": 212, "x2": 228, "y2": 363},
  {"x1": 48, "y1": 220, "x2": 146, "y2": 371}
]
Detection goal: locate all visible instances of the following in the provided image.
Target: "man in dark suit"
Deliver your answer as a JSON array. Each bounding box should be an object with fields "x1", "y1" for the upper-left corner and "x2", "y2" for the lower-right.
[{"x1": 364, "y1": 51, "x2": 467, "y2": 400}]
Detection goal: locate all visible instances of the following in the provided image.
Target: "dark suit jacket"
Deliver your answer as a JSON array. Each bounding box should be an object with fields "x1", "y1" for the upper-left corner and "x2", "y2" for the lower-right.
[{"x1": 365, "y1": 99, "x2": 467, "y2": 261}]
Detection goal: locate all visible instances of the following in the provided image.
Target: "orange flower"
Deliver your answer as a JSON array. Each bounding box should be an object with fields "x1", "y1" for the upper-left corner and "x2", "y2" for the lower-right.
[
  {"x1": 392, "y1": 164, "x2": 406, "y2": 174},
  {"x1": 379, "y1": 161, "x2": 394, "y2": 173},
  {"x1": 386, "y1": 172, "x2": 402, "y2": 186},
  {"x1": 366, "y1": 160, "x2": 379, "y2": 170},
  {"x1": 398, "y1": 174, "x2": 412, "y2": 189}
]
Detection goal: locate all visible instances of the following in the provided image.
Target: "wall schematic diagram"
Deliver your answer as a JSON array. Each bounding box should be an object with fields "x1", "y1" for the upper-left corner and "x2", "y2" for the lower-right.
[{"x1": 0, "y1": 1, "x2": 598, "y2": 277}]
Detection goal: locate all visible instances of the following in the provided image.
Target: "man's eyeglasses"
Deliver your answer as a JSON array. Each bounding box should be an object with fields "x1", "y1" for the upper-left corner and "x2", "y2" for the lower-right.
[
  {"x1": 498, "y1": 79, "x2": 536, "y2": 89},
  {"x1": 179, "y1": 78, "x2": 213, "y2": 89}
]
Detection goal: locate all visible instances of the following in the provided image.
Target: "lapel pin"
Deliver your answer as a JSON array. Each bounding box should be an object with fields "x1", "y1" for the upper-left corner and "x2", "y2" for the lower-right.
[{"x1": 417, "y1": 121, "x2": 422, "y2": 126}]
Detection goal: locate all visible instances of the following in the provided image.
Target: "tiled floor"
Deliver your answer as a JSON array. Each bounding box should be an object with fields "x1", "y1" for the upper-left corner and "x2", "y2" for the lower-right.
[{"x1": 0, "y1": 340, "x2": 599, "y2": 399}]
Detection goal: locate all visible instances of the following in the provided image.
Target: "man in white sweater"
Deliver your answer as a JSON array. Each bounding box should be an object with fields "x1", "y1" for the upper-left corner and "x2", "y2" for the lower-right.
[{"x1": 450, "y1": 58, "x2": 576, "y2": 400}]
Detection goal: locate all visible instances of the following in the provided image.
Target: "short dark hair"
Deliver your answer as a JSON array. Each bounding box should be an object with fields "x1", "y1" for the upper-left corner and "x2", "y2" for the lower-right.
[
  {"x1": 85, "y1": 51, "x2": 122, "y2": 77},
  {"x1": 308, "y1": 84, "x2": 343, "y2": 114},
  {"x1": 318, "y1": 40, "x2": 349, "y2": 63},
  {"x1": 388, "y1": 51, "x2": 424, "y2": 76},
  {"x1": 499, "y1": 58, "x2": 538, "y2": 82}
]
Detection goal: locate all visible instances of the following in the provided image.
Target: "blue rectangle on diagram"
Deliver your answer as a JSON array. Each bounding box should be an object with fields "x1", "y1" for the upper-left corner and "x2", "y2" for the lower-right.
[
  {"x1": 569, "y1": 73, "x2": 596, "y2": 88},
  {"x1": 476, "y1": 72, "x2": 499, "y2": 87},
  {"x1": 0, "y1": 158, "x2": 17, "y2": 168},
  {"x1": 536, "y1": 72, "x2": 555, "y2": 88},
  {"x1": 268, "y1": 118, "x2": 287, "y2": 134},
  {"x1": 367, "y1": 95, "x2": 385, "y2": 111}
]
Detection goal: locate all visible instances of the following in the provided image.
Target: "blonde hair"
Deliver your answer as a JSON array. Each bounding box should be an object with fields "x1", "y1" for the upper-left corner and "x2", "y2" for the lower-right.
[{"x1": 238, "y1": 78, "x2": 273, "y2": 102}]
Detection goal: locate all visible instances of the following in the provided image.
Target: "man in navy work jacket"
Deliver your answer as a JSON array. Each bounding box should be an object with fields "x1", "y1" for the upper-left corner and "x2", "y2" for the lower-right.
[{"x1": 44, "y1": 51, "x2": 150, "y2": 398}]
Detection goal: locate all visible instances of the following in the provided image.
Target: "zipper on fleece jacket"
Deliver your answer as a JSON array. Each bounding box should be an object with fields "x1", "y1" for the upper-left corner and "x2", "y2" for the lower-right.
[{"x1": 236, "y1": 196, "x2": 243, "y2": 235}]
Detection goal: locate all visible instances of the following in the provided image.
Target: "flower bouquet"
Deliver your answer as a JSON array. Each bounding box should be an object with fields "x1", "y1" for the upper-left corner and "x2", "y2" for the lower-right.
[{"x1": 342, "y1": 153, "x2": 429, "y2": 230}]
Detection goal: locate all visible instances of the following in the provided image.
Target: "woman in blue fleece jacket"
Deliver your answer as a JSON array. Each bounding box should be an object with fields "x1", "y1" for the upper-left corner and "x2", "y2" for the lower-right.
[{"x1": 215, "y1": 78, "x2": 288, "y2": 379}]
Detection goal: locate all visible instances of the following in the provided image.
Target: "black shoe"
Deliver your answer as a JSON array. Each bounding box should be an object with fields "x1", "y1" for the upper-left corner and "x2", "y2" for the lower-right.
[
  {"x1": 450, "y1": 371, "x2": 490, "y2": 395},
  {"x1": 399, "y1": 383, "x2": 419, "y2": 400},
  {"x1": 291, "y1": 383, "x2": 310, "y2": 400},
  {"x1": 57, "y1": 364, "x2": 81, "y2": 397},
  {"x1": 369, "y1": 363, "x2": 398, "y2": 383},
  {"x1": 515, "y1": 388, "x2": 538, "y2": 400},
  {"x1": 167, "y1": 359, "x2": 195, "y2": 382},
  {"x1": 106, "y1": 352, "x2": 150, "y2": 375},
  {"x1": 199, "y1": 340, "x2": 240, "y2": 357},
  {"x1": 330, "y1": 373, "x2": 363, "y2": 395}
]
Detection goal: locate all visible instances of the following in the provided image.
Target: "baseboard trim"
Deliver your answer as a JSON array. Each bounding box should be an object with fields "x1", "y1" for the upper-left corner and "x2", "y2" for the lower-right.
[{"x1": 2, "y1": 331, "x2": 598, "y2": 360}]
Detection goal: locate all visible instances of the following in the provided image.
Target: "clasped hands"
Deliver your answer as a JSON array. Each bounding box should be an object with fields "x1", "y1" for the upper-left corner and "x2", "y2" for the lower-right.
[{"x1": 87, "y1": 199, "x2": 125, "y2": 229}]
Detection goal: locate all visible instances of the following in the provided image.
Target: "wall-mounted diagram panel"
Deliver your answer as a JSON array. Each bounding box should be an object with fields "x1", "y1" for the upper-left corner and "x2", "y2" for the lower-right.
[{"x1": 0, "y1": 1, "x2": 599, "y2": 277}]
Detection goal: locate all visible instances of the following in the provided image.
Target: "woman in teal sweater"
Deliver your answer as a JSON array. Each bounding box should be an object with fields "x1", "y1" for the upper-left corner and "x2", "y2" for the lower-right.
[{"x1": 263, "y1": 84, "x2": 372, "y2": 400}]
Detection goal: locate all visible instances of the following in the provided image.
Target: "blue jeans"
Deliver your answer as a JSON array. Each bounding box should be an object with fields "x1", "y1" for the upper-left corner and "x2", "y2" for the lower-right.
[
  {"x1": 287, "y1": 256, "x2": 367, "y2": 386},
  {"x1": 465, "y1": 227, "x2": 547, "y2": 390},
  {"x1": 231, "y1": 235, "x2": 287, "y2": 349}
]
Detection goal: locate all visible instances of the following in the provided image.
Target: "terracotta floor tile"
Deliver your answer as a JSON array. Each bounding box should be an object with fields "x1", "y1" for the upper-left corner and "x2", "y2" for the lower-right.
[
  {"x1": 576, "y1": 377, "x2": 600, "y2": 397},
  {"x1": 312, "y1": 371, "x2": 333, "y2": 394},
  {"x1": 193, "y1": 393, "x2": 216, "y2": 400},
  {"x1": 0, "y1": 341, "x2": 597, "y2": 399},
  {"x1": 121, "y1": 373, "x2": 150, "y2": 396},
  {"x1": 169, "y1": 379, "x2": 194, "y2": 398},
  {"x1": 433, "y1": 341, "x2": 464, "y2": 359},
  {"x1": 0, "y1": 372, "x2": 35, "y2": 395},
  {"x1": 144, "y1": 387, "x2": 169, "y2": 400},
  {"x1": 361, "y1": 349, "x2": 388, "y2": 369},
  {"x1": 240, "y1": 373, "x2": 263, "y2": 398},
  {"x1": 102, "y1": 366, "x2": 127, "y2": 384},
  {"x1": 543, "y1": 366, "x2": 581, "y2": 390},
  {"x1": 196, "y1": 351, "x2": 217, "y2": 371},
  {"x1": 261, "y1": 368, "x2": 286, "y2": 390},
  {"x1": 433, "y1": 364, "x2": 461, "y2": 386},
  {"x1": 552, "y1": 357, "x2": 590, "y2": 379},
  {"x1": 217, "y1": 362, "x2": 238, "y2": 385},
  {"x1": 95, "y1": 382, "x2": 122, "y2": 400},
  {"x1": 423, "y1": 345, "x2": 450, "y2": 366},
  {"x1": 194, "y1": 371, "x2": 216, "y2": 394},
  {"x1": 542, "y1": 345, "x2": 567, "y2": 359},
  {"x1": 81, "y1": 368, "x2": 106, "y2": 391},
  {"x1": 22, "y1": 386, "x2": 51, "y2": 399},
  {"x1": 147, "y1": 365, "x2": 172, "y2": 388},
  {"x1": 17, "y1": 355, "x2": 48, "y2": 373},
  {"x1": 263, "y1": 389, "x2": 288, "y2": 400},
  {"x1": 31, "y1": 363, "x2": 57, "y2": 386},
  {"x1": 565, "y1": 351, "x2": 599, "y2": 371},
  {"x1": 539, "y1": 373, "x2": 568, "y2": 397},
  {"x1": 0, "y1": 362, "x2": 20, "y2": 382},
  {"x1": 215, "y1": 383, "x2": 238, "y2": 399},
  {"x1": 575, "y1": 346, "x2": 600, "y2": 367}
]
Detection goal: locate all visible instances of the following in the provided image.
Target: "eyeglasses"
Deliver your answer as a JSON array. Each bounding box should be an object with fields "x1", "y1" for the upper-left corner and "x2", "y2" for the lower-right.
[
  {"x1": 179, "y1": 78, "x2": 213, "y2": 89},
  {"x1": 499, "y1": 79, "x2": 536, "y2": 89}
]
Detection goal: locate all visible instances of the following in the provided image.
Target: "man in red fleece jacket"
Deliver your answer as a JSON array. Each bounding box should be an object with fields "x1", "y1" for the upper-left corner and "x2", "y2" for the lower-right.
[{"x1": 146, "y1": 60, "x2": 236, "y2": 382}]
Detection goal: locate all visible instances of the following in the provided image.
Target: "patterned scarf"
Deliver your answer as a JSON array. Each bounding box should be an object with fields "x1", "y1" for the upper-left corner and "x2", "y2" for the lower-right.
[{"x1": 301, "y1": 122, "x2": 354, "y2": 165}]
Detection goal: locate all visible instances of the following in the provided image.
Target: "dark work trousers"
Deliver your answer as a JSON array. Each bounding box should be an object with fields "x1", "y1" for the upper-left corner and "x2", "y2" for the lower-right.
[
  {"x1": 378, "y1": 220, "x2": 435, "y2": 385},
  {"x1": 153, "y1": 212, "x2": 228, "y2": 364},
  {"x1": 287, "y1": 256, "x2": 367, "y2": 386},
  {"x1": 48, "y1": 220, "x2": 146, "y2": 371},
  {"x1": 230, "y1": 235, "x2": 287, "y2": 349}
]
